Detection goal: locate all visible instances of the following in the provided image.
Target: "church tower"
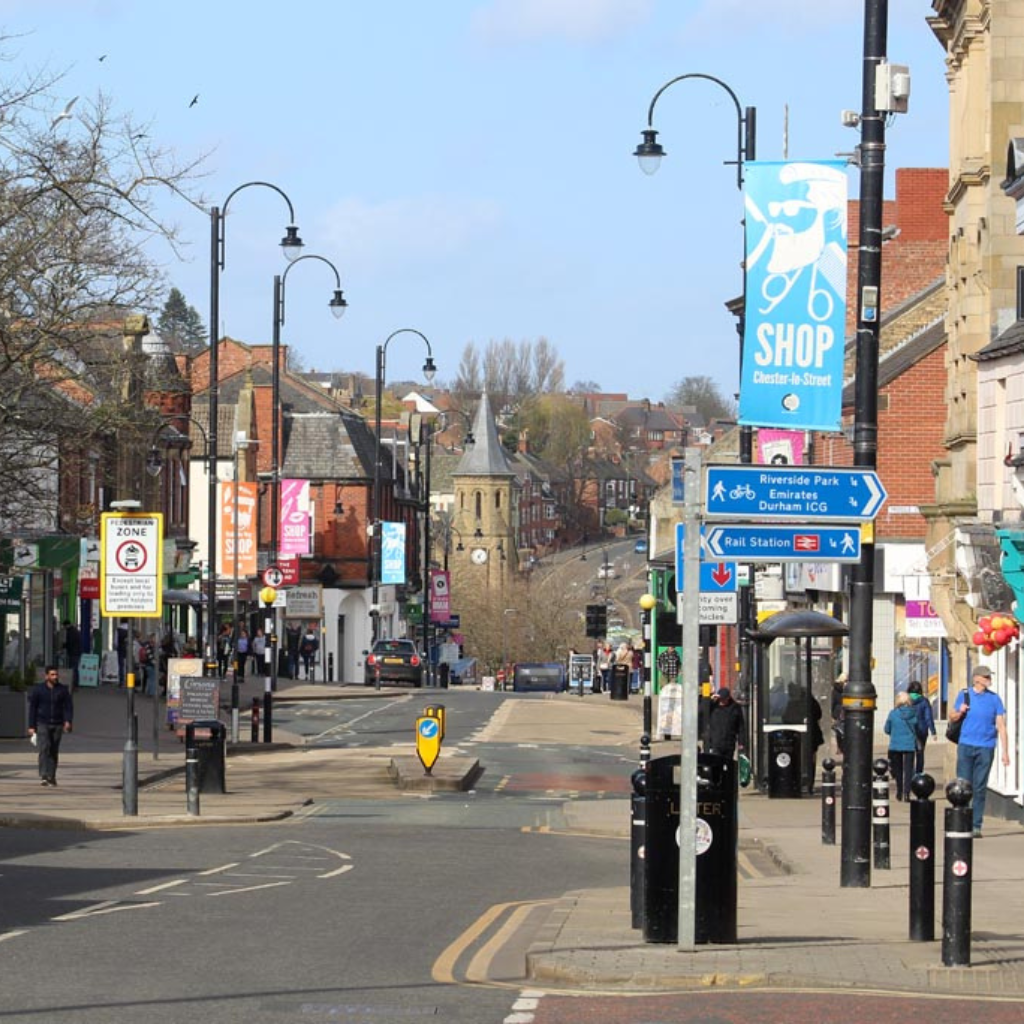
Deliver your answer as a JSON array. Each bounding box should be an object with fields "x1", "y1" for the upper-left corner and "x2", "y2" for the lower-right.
[{"x1": 450, "y1": 393, "x2": 518, "y2": 592}]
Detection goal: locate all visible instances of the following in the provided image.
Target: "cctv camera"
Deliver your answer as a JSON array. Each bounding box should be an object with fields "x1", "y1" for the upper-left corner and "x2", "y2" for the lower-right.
[{"x1": 840, "y1": 109, "x2": 860, "y2": 128}]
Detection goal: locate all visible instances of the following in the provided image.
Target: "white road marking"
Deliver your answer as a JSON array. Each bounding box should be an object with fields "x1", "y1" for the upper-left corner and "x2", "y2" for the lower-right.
[
  {"x1": 307, "y1": 696, "x2": 412, "y2": 743},
  {"x1": 207, "y1": 881, "x2": 291, "y2": 897},
  {"x1": 318, "y1": 864, "x2": 354, "y2": 879},
  {"x1": 52, "y1": 900, "x2": 161, "y2": 921},
  {"x1": 197, "y1": 862, "x2": 239, "y2": 875},
  {"x1": 135, "y1": 879, "x2": 187, "y2": 895},
  {"x1": 0, "y1": 931, "x2": 26, "y2": 944}
]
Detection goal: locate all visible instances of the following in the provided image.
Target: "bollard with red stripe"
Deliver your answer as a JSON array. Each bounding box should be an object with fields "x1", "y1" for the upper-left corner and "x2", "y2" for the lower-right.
[
  {"x1": 908, "y1": 772, "x2": 936, "y2": 941},
  {"x1": 872, "y1": 757, "x2": 891, "y2": 870},
  {"x1": 942, "y1": 778, "x2": 974, "y2": 966},
  {"x1": 821, "y1": 757, "x2": 838, "y2": 846}
]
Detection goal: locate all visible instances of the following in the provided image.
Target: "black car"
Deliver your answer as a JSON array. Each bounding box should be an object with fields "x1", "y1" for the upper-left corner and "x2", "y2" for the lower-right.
[{"x1": 364, "y1": 639, "x2": 423, "y2": 687}]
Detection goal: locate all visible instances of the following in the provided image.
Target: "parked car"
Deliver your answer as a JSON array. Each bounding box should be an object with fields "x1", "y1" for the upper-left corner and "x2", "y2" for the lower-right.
[
  {"x1": 634, "y1": 538, "x2": 648, "y2": 554},
  {"x1": 597, "y1": 563, "x2": 618, "y2": 580},
  {"x1": 363, "y1": 639, "x2": 423, "y2": 687}
]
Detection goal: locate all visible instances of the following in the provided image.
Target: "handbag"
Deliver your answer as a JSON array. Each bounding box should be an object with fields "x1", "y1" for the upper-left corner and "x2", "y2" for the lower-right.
[
  {"x1": 945, "y1": 689, "x2": 970, "y2": 743},
  {"x1": 738, "y1": 752, "x2": 752, "y2": 788}
]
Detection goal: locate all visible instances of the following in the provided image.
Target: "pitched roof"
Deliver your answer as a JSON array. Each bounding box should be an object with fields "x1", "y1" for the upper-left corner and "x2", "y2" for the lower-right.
[
  {"x1": 453, "y1": 392, "x2": 516, "y2": 478},
  {"x1": 281, "y1": 411, "x2": 377, "y2": 479}
]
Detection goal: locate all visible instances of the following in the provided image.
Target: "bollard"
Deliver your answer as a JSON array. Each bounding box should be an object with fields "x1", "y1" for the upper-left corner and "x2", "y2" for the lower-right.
[
  {"x1": 942, "y1": 778, "x2": 974, "y2": 967},
  {"x1": 184, "y1": 721, "x2": 200, "y2": 816},
  {"x1": 250, "y1": 697, "x2": 260, "y2": 744},
  {"x1": 230, "y1": 676, "x2": 240, "y2": 744},
  {"x1": 821, "y1": 757, "x2": 837, "y2": 845},
  {"x1": 908, "y1": 772, "x2": 936, "y2": 942},
  {"x1": 263, "y1": 677, "x2": 273, "y2": 743},
  {"x1": 328, "y1": 651, "x2": 334, "y2": 683},
  {"x1": 630, "y1": 767, "x2": 646, "y2": 930},
  {"x1": 872, "y1": 757, "x2": 891, "y2": 870},
  {"x1": 639, "y1": 732, "x2": 651, "y2": 769}
]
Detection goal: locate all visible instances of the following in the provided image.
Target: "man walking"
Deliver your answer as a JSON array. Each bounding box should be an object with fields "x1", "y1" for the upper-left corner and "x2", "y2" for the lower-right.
[
  {"x1": 948, "y1": 665, "x2": 1010, "y2": 837},
  {"x1": 704, "y1": 687, "x2": 746, "y2": 760},
  {"x1": 27, "y1": 666, "x2": 74, "y2": 787}
]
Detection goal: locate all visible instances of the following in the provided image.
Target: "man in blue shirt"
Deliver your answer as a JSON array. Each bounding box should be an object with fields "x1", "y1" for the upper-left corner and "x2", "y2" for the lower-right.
[{"x1": 949, "y1": 665, "x2": 1010, "y2": 837}]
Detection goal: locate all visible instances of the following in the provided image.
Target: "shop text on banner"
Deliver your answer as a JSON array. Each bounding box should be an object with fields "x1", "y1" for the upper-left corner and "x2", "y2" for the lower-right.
[
  {"x1": 279, "y1": 479, "x2": 311, "y2": 555},
  {"x1": 739, "y1": 160, "x2": 848, "y2": 432},
  {"x1": 381, "y1": 522, "x2": 407, "y2": 585}
]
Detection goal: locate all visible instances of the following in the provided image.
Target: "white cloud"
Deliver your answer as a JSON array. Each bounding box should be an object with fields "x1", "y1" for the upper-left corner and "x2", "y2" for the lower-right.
[
  {"x1": 320, "y1": 194, "x2": 503, "y2": 276},
  {"x1": 472, "y1": 0, "x2": 653, "y2": 45}
]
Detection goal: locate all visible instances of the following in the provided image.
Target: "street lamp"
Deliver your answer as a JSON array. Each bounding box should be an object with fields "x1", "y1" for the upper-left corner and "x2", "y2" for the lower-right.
[
  {"x1": 207, "y1": 181, "x2": 303, "y2": 680},
  {"x1": 502, "y1": 607, "x2": 517, "y2": 689},
  {"x1": 633, "y1": 73, "x2": 757, "y2": 711},
  {"x1": 268, "y1": 253, "x2": 346, "y2": 705},
  {"x1": 372, "y1": 329, "x2": 437, "y2": 644}
]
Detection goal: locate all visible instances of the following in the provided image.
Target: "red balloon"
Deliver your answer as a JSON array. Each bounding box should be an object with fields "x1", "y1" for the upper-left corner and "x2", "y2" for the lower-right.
[
  {"x1": 983, "y1": 643, "x2": 996, "y2": 655},
  {"x1": 973, "y1": 630, "x2": 987, "y2": 645},
  {"x1": 980, "y1": 616, "x2": 994, "y2": 632}
]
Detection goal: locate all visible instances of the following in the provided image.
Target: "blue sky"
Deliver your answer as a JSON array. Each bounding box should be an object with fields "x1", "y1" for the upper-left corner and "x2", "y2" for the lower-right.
[{"x1": 3, "y1": 1, "x2": 948, "y2": 400}]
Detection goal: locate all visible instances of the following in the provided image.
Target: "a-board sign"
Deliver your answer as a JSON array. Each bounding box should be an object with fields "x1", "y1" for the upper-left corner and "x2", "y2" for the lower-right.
[
  {"x1": 179, "y1": 676, "x2": 219, "y2": 723},
  {"x1": 77, "y1": 653, "x2": 100, "y2": 689},
  {"x1": 166, "y1": 658, "x2": 204, "y2": 729}
]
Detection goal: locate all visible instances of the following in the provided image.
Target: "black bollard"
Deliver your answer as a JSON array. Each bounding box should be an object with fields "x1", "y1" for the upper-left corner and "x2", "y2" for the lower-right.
[
  {"x1": 630, "y1": 767, "x2": 647, "y2": 930},
  {"x1": 230, "y1": 676, "x2": 240, "y2": 744},
  {"x1": 821, "y1": 757, "x2": 837, "y2": 845},
  {"x1": 263, "y1": 677, "x2": 273, "y2": 743},
  {"x1": 872, "y1": 757, "x2": 891, "y2": 870},
  {"x1": 184, "y1": 721, "x2": 200, "y2": 816},
  {"x1": 250, "y1": 696, "x2": 259, "y2": 744},
  {"x1": 942, "y1": 778, "x2": 974, "y2": 967},
  {"x1": 908, "y1": 772, "x2": 936, "y2": 942},
  {"x1": 639, "y1": 731, "x2": 651, "y2": 769}
]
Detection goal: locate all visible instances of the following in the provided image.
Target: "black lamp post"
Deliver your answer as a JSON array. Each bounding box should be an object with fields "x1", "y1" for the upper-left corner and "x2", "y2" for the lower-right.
[
  {"x1": 372, "y1": 329, "x2": 436, "y2": 643},
  {"x1": 268, "y1": 253, "x2": 346, "y2": 705},
  {"x1": 207, "y1": 182, "x2": 303, "y2": 679},
  {"x1": 633, "y1": 72, "x2": 757, "y2": 722}
]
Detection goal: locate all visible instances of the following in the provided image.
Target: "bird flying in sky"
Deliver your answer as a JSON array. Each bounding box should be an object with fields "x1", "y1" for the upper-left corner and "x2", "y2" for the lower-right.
[
  {"x1": 189, "y1": 94, "x2": 199, "y2": 108},
  {"x1": 50, "y1": 96, "x2": 78, "y2": 128}
]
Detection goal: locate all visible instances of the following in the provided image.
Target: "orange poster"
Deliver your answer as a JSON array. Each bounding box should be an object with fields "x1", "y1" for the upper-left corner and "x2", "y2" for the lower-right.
[{"x1": 219, "y1": 481, "x2": 258, "y2": 578}]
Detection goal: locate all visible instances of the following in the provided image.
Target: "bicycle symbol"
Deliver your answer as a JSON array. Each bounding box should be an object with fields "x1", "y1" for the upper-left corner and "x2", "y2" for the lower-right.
[{"x1": 729, "y1": 483, "x2": 756, "y2": 501}]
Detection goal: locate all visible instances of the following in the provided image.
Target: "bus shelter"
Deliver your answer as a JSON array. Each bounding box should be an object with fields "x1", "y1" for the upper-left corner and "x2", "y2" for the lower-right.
[{"x1": 749, "y1": 610, "x2": 847, "y2": 797}]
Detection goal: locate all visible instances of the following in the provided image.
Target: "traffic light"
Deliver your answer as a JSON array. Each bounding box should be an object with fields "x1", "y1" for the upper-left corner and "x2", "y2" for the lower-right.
[
  {"x1": 699, "y1": 625, "x2": 718, "y2": 647},
  {"x1": 585, "y1": 603, "x2": 607, "y2": 638}
]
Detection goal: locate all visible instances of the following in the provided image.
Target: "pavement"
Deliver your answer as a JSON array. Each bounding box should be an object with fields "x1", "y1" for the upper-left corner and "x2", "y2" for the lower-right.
[{"x1": 3, "y1": 679, "x2": 1024, "y2": 998}]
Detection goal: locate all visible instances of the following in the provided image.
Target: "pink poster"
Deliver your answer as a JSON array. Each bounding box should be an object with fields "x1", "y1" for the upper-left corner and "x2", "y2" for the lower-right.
[
  {"x1": 430, "y1": 570, "x2": 451, "y2": 622},
  {"x1": 757, "y1": 429, "x2": 805, "y2": 466},
  {"x1": 279, "y1": 479, "x2": 310, "y2": 555}
]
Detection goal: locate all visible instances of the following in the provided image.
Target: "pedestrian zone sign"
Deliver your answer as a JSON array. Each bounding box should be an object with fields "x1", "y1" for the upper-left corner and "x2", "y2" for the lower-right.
[{"x1": 100, "y1": 512, "x2": 164, "y2": 618}]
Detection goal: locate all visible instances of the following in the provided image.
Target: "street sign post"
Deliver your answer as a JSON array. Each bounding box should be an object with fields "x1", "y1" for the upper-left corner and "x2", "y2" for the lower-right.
[
  {"x1": 704, "y1": 524, "x2": 862, "y2": 563},
  {"x1": 262, "y1": 565, "x2": 285, "y2": 588},
  {"x1": 674, "y1": 524, "x2": 738, "y2": 594},
  {"x1": 705, "y1": 465, "x2": 887, "y2": 522},
  {"x1": 100, "y1": 512, "x2": 164, "y2": 618}
]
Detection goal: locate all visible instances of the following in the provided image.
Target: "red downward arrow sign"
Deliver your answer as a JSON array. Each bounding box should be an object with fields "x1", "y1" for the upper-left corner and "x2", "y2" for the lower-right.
[{"x1": 711, "y1": 562, "x2": 732, "y2": 587}]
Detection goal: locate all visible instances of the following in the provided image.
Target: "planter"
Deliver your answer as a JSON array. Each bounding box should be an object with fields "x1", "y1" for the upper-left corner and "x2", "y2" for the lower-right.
[{"x1": 0, "y1": 687, "x2": 28, "y2": 739}]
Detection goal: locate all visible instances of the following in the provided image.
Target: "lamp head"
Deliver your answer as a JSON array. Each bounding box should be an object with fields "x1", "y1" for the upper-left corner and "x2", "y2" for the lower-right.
[
  {"x1": 329, "y1": 289, "x2": 348, "y2": 319},
  {"x1": 281, "y1": 225, "x2": 304, "y2": 262},
  {"x1": 423, "y1": 356, "x2": 437, "y2": 383},
  {"x1": 145, "y1": 446, "x2": 164, "y2": 478},
  {"x1": 639, "y1": 593, "x2": 657, "y2": 612},
  {"x1": 634, "y1": 128, "x2": 665, "y2": 175}
]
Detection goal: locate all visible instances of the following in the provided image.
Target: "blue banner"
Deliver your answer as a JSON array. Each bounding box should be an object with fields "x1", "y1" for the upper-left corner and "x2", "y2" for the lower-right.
[
  {"x1": 740, "y1": 160, "x2": 848, "y2": 431},
  {"x1": 381, "y1": 522, "x2": 406, "y2": 585}
]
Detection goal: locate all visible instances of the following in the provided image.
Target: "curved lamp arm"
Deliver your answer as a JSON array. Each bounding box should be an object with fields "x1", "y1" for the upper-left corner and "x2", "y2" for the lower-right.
[
  {"x1": 380, "y1": 327, "x2": 437, "y2": 384},
  {"x1": 278, "y1": 253, "x2": 348, "y2": 326},
  {"x1": 216, "y1": 180, "x2": 303, "y2": 270},
  {"x1": 635, "y1": 73, "x2": 755, "y2": 187}
]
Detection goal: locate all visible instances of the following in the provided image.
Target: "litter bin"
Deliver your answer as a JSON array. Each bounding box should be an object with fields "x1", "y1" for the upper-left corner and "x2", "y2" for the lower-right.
[
  {"x1": 191, "y1": 719, "x2": 227, "y2": 794},
  {"x1": 642, "y1": 752, "x2": 738, "y2": 944},
  {"x1": 438, "y1": 663, "x2": 450, "y2": 689},
  {"x1": 767, "y1": 728, "x2": 802, "y2": 798},
  {"x1": 610, "y1": 663, "x2": 630, "y2": 701}
]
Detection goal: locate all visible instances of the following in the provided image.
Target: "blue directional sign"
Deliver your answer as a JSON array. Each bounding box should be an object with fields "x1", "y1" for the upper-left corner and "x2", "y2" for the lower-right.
[
  {"x1": 704, "y1": 524, "x2": 862, "y2": 563},
  {"x1": 705, "y1": 466, "x2": 887, "y2": 522},
  {"x1": 418, "y1": 718, "x2": 440, "y2": 740},
  {"x1": 674, "y1": 523, "x2": 737, "y2": 592}
]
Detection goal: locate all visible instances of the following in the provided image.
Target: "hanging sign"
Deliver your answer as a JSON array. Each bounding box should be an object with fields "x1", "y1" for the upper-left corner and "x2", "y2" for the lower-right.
[{"x1": 740, "y1": 160, "x2": 848, "y2": 431}]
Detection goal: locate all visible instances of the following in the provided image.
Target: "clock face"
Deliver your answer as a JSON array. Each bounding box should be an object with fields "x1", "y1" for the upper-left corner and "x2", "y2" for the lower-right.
[{"x1": 471, "y1": 547, "x2": 488, "y2": 565}]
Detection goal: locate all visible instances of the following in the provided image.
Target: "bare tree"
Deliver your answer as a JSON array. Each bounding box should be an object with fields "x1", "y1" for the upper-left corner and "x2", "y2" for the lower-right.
[
  {"x1": 452, "y1": 341, "x2": 482, "y2": 395},
  {"x1": 0, "y1": 62, "x2": 204, "y2": 532},
  {"x1": 665, "y1": 375, "x2": 736, "y2": 423}
]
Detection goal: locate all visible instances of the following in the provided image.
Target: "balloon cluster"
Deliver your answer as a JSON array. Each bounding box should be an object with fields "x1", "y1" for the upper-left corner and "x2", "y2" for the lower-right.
[{"x1": 972, "y1": 613, "x2": 1021, "y2": 655}]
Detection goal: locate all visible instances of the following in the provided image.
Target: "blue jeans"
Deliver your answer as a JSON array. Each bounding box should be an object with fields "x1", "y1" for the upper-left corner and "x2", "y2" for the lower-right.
[{"x1": 956, "y1": 743, "x2": 996, "y2": 831}]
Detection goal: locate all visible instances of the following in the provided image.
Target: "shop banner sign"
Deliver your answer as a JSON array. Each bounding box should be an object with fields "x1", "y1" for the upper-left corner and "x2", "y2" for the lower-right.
[
  {"x1": 0, "y1": 574, "x2": 22, "y2": 613},
  {"x1": 756, "y1": 428, "x2": 805, "y2": 466},
  {"x1": 740, "y1": 160, "x2": 848, "y2": 432},
  {"x1": 219, "y1": 481, "x2": 258, "y2": 578},
  {"x1": 280, "y1": 479, "x2": 311, "y2": 555},
  {"x1": 430, "y1": 570, "x2": 451, "y2": 622},
  {"x1": 381, "y1": 522, "x2": 406, "y2": 585}
]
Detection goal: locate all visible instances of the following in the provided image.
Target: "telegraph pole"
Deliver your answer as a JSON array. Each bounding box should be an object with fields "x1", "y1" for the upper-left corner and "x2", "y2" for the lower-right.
[{"x1": 841, "y1": 0, "x2": 888, "y2": 888}]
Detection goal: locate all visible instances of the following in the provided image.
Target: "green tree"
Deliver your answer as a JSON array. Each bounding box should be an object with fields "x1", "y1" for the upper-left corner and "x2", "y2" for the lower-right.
[
  {"x1": 156, "y1": 287, "x2": 207, "y2": 353},
  {"x1": 665, "y1": 375, "x2": 736, "y2": 423}
]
